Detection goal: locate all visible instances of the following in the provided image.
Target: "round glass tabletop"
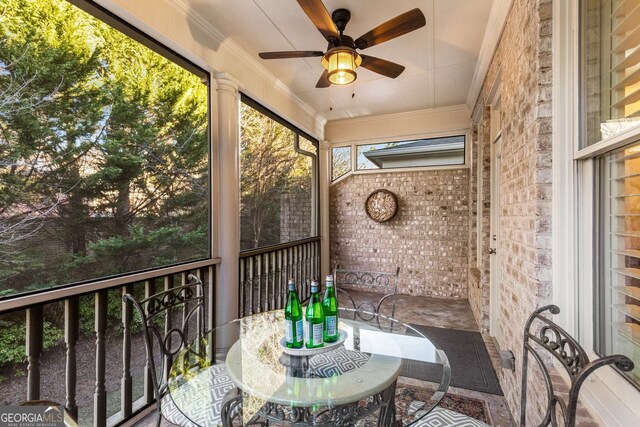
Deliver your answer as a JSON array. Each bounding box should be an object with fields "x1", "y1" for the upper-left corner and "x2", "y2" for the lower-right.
[{"x1": 167, "y1": 308, "x2": 450, "y2": 426}]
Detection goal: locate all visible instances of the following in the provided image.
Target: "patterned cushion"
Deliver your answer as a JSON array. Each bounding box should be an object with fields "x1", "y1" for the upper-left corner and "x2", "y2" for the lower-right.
[
  {"x1": 161, "y1": 364, "x2": 235, "y2": 427},
  {"x1": 308, "y1": 346, "x2": 370, "y2": 377},
  {"x1": 413, "y1": 407, "x2": 491, "y2": 427}
]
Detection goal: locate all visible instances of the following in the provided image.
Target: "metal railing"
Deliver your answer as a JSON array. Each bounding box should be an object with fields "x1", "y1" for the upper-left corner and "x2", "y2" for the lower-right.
[
  {"x1": 239, "y1": 237, "x2": 321, "y2": 317},
  {"x1": 0, "y1": 260, "x2": 219, "y2": 427}
]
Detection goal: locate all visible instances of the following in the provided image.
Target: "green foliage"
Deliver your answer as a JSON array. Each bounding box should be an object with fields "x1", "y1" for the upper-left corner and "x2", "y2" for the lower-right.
[
  {"x1": 0, "y1": 320, "x2": 63, "y2": 369},
  {"x1": 0, "y1": 0, "x2": 210, "y2": 296}
]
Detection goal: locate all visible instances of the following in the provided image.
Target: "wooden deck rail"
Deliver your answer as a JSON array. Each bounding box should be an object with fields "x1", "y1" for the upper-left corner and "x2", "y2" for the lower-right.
[
  {"x1": 0, "y1": 261, "x2": 218, "y2": 427},
  {"x1": 239, "y1": 237, "x2": 321, "y2": 317}
]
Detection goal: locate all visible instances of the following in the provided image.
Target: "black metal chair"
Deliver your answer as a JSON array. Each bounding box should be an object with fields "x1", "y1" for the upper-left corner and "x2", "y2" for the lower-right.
[
  {"x1": 333, "y1": 266, "x2": 400, "y2": 320},
  {"x1": 520, "y1": 304, "x2": 634, "y2": 426},
  {"x1": 123, "y1": 274, "x2": 236, "y2": 427},
  {"x1": 412, "y1": 305, "x2": 634, "y2": 427}
]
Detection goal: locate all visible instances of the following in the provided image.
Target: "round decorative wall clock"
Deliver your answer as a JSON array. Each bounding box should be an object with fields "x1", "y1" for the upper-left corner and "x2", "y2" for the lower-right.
[{"x1": 364, "y1": 189, "x2": 398, "y2": 223}]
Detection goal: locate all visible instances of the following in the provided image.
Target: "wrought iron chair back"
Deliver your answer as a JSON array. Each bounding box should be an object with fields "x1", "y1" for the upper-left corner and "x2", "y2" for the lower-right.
[
  {"x1": 123, "y1": 274, "x2": 205, "y2": 425},
  {"x1": 520, "y1": 305, "x2": 634, "y2": 427},
  {"x1": 333, "y1": 266, "x2": 400, "y2": 321}
]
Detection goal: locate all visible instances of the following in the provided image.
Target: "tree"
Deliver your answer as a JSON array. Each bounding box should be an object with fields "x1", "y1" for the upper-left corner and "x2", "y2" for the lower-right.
[
  {"x1": 239, "y1": 104, "x2": 313, "y2": 250},
  {"x1": 0, "y1": 0, "x2": 209, "y2": 294}
]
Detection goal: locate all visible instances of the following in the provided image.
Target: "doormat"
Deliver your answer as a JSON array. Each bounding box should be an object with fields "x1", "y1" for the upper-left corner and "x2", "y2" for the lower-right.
[
  {"x1": 395, "y1": 384, "x2": 492, "y2": 425},
  {"x1": 401, "y1": 325, "x2": 503, "y2": 395}
]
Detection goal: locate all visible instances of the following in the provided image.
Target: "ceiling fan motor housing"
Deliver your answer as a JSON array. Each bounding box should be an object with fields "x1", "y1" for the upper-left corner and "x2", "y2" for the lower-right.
[{"x1": 331, "y1": 8, "x2": 351, "y2": 34}]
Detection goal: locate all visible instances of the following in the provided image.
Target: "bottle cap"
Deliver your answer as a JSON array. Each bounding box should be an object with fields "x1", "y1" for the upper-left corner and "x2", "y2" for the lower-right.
[
  {"x1": 288, "y1": 279, "x2": 295, "y2": 291},
  {"x1": 325, "y1": 275, "x2": 334, "y2": 286},
  {"x1": 311, "y1": 280, "x2": 319, "y2": 292}
]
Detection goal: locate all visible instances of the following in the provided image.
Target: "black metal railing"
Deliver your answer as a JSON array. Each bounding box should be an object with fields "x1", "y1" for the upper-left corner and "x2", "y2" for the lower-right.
[
  {"x1": 239, "y1": 237, "x2": 321, "y2": 317},
  {"x1": 0, "y1": 260, "x2": 218, "y2": 427}
]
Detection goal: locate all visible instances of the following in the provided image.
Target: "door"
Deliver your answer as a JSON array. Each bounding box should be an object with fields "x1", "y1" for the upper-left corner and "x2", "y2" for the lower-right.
[{"x1": 489, "y1": 135, "x2": 502, "y2": 336}]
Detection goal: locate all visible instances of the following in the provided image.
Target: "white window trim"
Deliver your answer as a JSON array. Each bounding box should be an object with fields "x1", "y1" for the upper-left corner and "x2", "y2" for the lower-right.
[
  {"x1": 555, "y1": 0, "x2": 640, "y2": 424},
  {"x1": 328, "y1": 129, "x2": 471, "y2": 186}
]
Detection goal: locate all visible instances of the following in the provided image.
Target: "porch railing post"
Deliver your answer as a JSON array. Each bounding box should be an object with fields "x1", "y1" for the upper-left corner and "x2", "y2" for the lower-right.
[
  {"x1": 26, "y1": 305, "x2": 43, "y2": 401},
  {"x1": 94, "y1": 291, "x2": 107, "y2": 427},
  {"x1": 65, "y1": 297, "x2": 79, "y2": 418},
  {"x1": 121, "y1": 285, "x2": 133, "y2": 419}
]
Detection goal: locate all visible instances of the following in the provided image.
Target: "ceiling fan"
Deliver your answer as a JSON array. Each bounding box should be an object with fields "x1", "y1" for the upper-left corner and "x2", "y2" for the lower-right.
[{"x1": 258, "y1": 0, "x2": 426, "y2": 88}]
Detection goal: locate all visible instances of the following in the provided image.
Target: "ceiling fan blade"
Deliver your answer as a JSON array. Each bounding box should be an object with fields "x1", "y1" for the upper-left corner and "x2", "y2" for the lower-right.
[
  {"x1": 355, "y1": 8, "x2": 426, "y2": 50},
  {"x1": 297, "y1": 0, "x2": 340, "y2": 41},
  {"x1": 360, "y1": 55, "x2": 405, "y2": 78},
  {"x1": 259, "y1": 51, "x2": 324, "y2": 59},
  {"x1": 316, "y1": 70, "x2": 330, "y2": 88}
]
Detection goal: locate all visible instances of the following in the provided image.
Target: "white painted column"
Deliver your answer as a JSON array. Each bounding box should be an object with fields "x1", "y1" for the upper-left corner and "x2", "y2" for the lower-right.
[
  {"x1": 319, "y1": 140, "x2": 331, "y2": 278},
  {"x1": 214, "y1": 73, "x2": 240, "y2": 326}
]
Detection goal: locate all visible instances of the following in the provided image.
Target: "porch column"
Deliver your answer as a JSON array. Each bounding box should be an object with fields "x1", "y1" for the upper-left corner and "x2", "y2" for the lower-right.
[
  {"x1": 319, "y1": 140, "x2": 331, "y2": 278},
  {"x1": 214, "y1": 73, "x2": 240, "y2": 327}
]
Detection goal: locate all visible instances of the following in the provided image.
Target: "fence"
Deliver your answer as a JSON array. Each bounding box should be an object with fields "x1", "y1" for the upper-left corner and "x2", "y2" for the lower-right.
[
  {"x1": 239, "y1": 237, "x2": 321, "y2": 317},
  {"x1": 0, "y1": 260, "x2": 218, "y2": 427}
]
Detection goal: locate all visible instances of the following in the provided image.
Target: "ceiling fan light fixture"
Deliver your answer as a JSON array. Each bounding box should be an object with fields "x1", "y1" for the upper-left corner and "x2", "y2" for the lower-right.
[{"x1": 322, "y1": 48, "x2": 361, "y2": 85}]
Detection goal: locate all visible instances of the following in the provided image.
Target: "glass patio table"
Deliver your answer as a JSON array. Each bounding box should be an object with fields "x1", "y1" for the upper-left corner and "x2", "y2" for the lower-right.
[{"x1": 167, "y1": 308, "x2": 450, "y2": 426}]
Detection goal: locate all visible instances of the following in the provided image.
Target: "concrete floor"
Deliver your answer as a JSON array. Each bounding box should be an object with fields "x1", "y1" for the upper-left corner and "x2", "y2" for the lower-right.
[
  {"x1": 381, "y1": 293, "x2": 515, "y2": 427},
  {"x1": 133, "y1": 293, "x2": 515, "y2": 427}
]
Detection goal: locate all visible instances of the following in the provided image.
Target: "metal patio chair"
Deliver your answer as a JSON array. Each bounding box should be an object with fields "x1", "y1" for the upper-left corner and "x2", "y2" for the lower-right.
[
  {"x1": 123, "y1": 274, "x2": 237, "y2": 427},
  {"x1": 519, "y1": 304, "x2": 634, "y2": 426},
  {"x1": 413, "y1": 304, "x2": 634, "y2": 427},
  {"x1": 333, "y1": 266, "x2": 400, "y2": 321}
]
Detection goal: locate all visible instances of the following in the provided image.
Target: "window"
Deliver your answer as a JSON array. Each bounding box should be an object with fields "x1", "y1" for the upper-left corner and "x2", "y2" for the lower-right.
[
  {"x1": 355, "y1": 136, "x2": 465, "y2": 170},
  {"x1": 580, "y1": 0, "x2": 640, "y2": 389},
  {"x1": 239, "y1": 96, "x2": 318, "y2": 251},
  {"x1": 0, "y1": 0, "x2": 210, "y2": 299},
  {"x1": 331, "y1": 146, "x2": 351, "y2": 181},
  {"x1": 598, "y1": 142, "x2": 640, "y2": 386},
  {"x1": 581, "y1": 0, "x2": 640, "y2": 147}
]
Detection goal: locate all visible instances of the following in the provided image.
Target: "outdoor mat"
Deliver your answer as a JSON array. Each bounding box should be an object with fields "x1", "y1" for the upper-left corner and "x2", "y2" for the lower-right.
[
  {"x1": 395, "y1": 384, "x2": 492, "y2": 425},
  {"x1": 355, "y1": 383, "x2": 492, "y2": 426},
  {"x1": 401, "y1": 325, "x2": 504, "y2": 396}
]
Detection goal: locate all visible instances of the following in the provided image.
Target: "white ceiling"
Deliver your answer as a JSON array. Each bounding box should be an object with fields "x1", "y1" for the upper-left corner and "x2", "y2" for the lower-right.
[{"x1": 186, "y1": 0, "x2": 493, "y2": 121}]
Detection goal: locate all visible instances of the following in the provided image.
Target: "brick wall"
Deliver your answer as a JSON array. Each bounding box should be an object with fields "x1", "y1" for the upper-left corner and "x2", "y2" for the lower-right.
[
  {"x1": 280, "y1": 190, "x2": 312, "y2": 243},
  {"x1": 470, "y1": 0, "x2": 554, "y2": 422},
  {"x1": 329, "y1": 169, "x2": 469, "y2": 298}
]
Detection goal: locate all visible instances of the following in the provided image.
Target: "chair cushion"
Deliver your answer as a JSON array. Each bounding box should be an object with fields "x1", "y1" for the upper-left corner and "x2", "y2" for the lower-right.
[
  {"x1": 308, "y1": 346, "x2": 370, "y2": 377},
  {"x1": 413, "y1": 407, "x2": 491, "y2": 427},
  {"x1": 161, "y1": 363, "x2": 235, "y2": 427}
]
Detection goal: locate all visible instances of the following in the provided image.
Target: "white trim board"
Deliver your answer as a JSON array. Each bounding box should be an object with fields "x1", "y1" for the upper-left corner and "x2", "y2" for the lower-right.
[{"x1": 466, "y1": 0, "x2": 513, "y2": 110}]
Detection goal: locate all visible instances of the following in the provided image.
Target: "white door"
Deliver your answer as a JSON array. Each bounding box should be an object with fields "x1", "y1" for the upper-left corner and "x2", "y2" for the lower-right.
[{"x1": 489, "y1": 135, "x2": 502, "y2": 336}]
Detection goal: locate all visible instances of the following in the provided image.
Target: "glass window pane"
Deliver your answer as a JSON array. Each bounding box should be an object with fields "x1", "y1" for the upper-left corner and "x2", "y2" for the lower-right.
[
  {"x1": 331, "y1": 146, "x2": 351, "y2": 181},
  {"x1": 0, "y1": 0, "x2": 210, "y2": 299},
  {"x1": 598, "y1": 140, "x2": 640, "y2": 386},
  {"x1": 239, "y1": 103, "x2": 315, "y2": 251},
  {"x1": 581, "y1": 0, "x2": 640, "y2": 147},
  {"x1": 356, "y1": 136, "x2": 465, "y2": 170}
]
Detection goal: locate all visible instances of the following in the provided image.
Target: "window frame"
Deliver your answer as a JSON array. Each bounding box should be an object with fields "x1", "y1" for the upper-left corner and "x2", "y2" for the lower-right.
[
  {"x1": 331, "y1": 145, "x2": 352, "y2": 183},
  {"x1": 556, "y1": 0, "x2": 640, "y2": 422},
  {"x1": 239, "y1": 94, "x2": 320, "y2": 252},
  {"x1": 0, "y1": 0, "x2": 214, "y2": 303},
  {"x1": 329, "y1": 129, "x2": 471, "y2": 185}
]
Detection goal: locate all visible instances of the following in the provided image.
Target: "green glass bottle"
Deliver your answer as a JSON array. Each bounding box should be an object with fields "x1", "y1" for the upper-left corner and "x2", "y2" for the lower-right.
[
  {"x1": 284, "y1": 279, "x2": 303, "y2": 348},
  {"x1": 305, "y1": 280, "x2": 324, "y2": 348},
  {"x1": 322, "y1": 275, "x2": 339, "y2": 342}
]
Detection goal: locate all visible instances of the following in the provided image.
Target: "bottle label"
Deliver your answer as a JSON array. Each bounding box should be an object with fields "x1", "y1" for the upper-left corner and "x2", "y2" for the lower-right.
[
  {"x1": 285, "y1": 319, "x2": 293, "y2": 343},
  {"x1": 325, "y1": 315, "x2": 337, "y2": 337},
  {"x1": 312, "y1": 322, "x2": 323, "y2": 346},
  {"x1": 295, "y1": 319, "x2": 303, "y2": 343}
]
